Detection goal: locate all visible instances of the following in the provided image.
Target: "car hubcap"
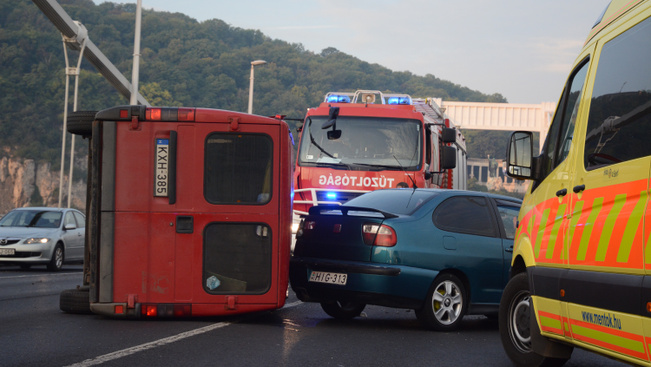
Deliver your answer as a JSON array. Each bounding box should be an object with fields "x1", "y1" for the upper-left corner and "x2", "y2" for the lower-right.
[
  {"x1": 55, "y1": 248, "x2": 63, "y2": 268},
  {"x1": 432, "y1": 280, "x2": 462, "y2": 325}
]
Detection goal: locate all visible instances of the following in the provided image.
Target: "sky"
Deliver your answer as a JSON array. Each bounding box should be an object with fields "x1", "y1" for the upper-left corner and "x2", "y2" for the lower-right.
[{"x1": 94, "y1": 0, "x2": 612, "y2": 104}]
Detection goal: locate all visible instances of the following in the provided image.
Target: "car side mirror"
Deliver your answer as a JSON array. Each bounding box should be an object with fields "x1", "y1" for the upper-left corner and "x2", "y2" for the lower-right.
[
  {"x1": 64, "y1": 223, "x2": 77, "y2": 230},
  {"x1": 506, "y1": 131, "x2": 534, "y2": 179}
]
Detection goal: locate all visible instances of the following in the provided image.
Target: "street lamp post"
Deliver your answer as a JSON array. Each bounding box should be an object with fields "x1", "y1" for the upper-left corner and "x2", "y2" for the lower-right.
[{"x1": 248, "y1": 59, "x2": 267, "y2": 114}]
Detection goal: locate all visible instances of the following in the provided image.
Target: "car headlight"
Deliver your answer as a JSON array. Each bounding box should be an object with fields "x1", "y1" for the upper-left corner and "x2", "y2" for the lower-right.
[{"x1": 24, "y1": 237, "x2": 50, "y2": 244}]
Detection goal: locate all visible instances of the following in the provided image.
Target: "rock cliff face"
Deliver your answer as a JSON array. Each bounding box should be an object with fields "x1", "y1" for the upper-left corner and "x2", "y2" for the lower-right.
[{"x1": 0, "y1": 157, "x2": 86, "y2": 216}]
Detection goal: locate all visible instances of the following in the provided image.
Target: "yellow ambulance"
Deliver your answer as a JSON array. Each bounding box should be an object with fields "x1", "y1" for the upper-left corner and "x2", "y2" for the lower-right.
[{"x1": 500, "y1": 0, "x2": 651, "y2": 366}]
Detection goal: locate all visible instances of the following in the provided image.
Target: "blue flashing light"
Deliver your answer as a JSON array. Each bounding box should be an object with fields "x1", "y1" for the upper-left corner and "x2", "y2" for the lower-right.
[
  {"x1": 327, "y1": 95, "x2": 351, "y2": 103},
  {"x1": 325, "y1": 192, "x2": 338, "y2": 200},
  {"x1": 387, "y1": 96, "x2": 411, "y2": 105}
]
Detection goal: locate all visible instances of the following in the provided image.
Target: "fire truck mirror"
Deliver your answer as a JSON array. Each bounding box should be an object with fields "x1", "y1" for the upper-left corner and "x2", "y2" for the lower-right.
[
  {"x1": 327, "y1": 129, "x2": 342, "y2": 140},
  {"x1": 441, "y1": 146, "x2": 457, "y2": 170},
  {"x1": 441, "y1": 127, "x2": 456, "y2": 143}
]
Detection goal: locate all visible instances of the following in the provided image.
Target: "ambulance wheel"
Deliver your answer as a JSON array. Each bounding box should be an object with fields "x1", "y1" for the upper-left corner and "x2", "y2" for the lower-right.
[
  {"x1": 499, "y1": 272, "x2": 570, "y2": 367},
  {"x1": 60, "y1": 287, "x2": 92, "y2": 314},
  {"x1": 416, "y1": 273, "x2": 467, "y2": 331},
  {"x1": 67, "y1": 111, "x2": 97, "y2": 137},
  {"x1": 320, "y1": 301, "x2": 365, "y2": 319}
]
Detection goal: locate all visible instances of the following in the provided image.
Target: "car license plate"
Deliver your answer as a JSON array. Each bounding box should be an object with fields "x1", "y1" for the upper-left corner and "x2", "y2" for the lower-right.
[
  {"x1": 0, "y1": 248, "x2": 15, "y2": 256},
  {"x1": 309, "y1": 271, "x2": 347, "y2": 285}
]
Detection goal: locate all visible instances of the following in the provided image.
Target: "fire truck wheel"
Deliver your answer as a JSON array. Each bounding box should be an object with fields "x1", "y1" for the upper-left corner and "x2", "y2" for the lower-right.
[
  {"x1": 60, "y1": 287, "x2": 92, "y2": 314},
  {"x1": 499, "y1": 272, "x2": 570, "y2": 367},
  {"x1": 416, "y1": 273, "x2": 467, "y2": 331},
  {"x1": 320, "y1": 300, "x2": 366, "y2": 319},
  {"x1": 67, "y1": 111, "x2": 97, "y2": 137}
]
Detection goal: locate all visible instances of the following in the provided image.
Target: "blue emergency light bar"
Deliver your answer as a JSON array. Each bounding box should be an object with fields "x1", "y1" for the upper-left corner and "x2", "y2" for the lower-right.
[
  {"x1": 387, "y1": 96, "x2": 412, "y2": 105},
  {"x1": 325, "y1": 192, "x2": 338, "y2": 200},
  {"x1": 327, "y1": 94, "x2": 351, "y2": 103}
]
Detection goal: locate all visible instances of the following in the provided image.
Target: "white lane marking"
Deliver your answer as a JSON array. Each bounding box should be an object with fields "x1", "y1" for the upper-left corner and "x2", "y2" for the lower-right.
[
  {"x1": 0, "y1": 272, "x2": 81, "y2": 280},
  {"x1": 65, "y1": 300, "x2": 303, "y2": 366}
]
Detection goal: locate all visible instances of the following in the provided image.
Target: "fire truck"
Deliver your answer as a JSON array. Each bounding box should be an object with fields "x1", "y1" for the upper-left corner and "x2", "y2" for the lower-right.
[{"x1": 292, "y1": 90, "x2": 467, "y2": 225}]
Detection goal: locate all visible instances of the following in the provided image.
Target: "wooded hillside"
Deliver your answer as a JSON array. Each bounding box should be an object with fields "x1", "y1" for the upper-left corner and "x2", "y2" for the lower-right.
[{"x1": 0, "y1": 0, "x2": 509, "y2": 166}]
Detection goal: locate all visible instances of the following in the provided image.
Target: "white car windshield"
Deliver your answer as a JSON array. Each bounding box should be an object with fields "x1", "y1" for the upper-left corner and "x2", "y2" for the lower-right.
[{"x1": 0, "y1": 210, "x2": 62, "y2": 228}]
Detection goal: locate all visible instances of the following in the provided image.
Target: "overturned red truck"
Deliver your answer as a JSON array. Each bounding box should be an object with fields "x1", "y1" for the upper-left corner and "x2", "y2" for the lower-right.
[{"x1": 60, "y1": 106, "x2": 293, "y2": 318}]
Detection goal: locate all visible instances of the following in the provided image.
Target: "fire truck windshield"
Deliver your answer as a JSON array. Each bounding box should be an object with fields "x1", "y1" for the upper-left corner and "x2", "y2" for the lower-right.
[{"x1": 299, "y1": 116, "x2": 422, "y2": 171}]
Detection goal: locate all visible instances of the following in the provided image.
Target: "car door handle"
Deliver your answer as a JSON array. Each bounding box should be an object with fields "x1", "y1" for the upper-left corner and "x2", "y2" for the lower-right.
[
  {"x1": 556, "y1": 188, "x2": 567, "y2": 197},
  {"x1": 506, "y1": 247, "x2": 513, "y2": 253},
  {"x1": 573, "y1": 184, "x2": 585, "y2": 193}
]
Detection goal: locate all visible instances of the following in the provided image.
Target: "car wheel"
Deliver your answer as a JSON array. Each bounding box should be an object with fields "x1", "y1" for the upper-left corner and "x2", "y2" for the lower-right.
[
  {"x1": 67, "y1": 110, "x2": 97, "y2": 137},
  {"x1": 499, "y1": 272, "x2": 570, "y2": 367},
  {"x1": 416, "y1": 273, "x2": 466, "y2": 331},
  {"x1": 60, "y1": 287, "x2": 92, "y2": 314},
  {"x1": 47, "y1": 243, "x2": 64, "y2": 271},
  {"x1": 320, "y1": 301, "x2": 366, "y2": 319}
]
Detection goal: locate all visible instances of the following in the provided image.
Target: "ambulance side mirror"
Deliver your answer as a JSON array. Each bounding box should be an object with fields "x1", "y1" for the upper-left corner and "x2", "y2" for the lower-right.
[{"x1": 506, "y1": 131, "x2": 534, "y2": 180}]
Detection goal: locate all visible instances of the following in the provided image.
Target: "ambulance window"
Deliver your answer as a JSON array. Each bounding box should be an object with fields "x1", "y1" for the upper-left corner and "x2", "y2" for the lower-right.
[
  {"x1": 204, "y1": 133, "x2": 273, "y2": 204},
  {"x1": 538, "y1": 60, "x2": 588, "y2": 183},
  {"x1": 584, "y1": 16, "x2": 651, "y2": 169}
]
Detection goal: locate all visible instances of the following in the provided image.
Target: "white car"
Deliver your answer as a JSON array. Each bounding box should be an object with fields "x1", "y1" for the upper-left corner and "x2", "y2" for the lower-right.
[{"x1": 0, "y1": 207, "x2": 85, "y2": 271}]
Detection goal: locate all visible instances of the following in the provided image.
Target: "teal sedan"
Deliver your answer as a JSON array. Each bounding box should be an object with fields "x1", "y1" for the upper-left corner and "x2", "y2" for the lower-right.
[{"x1": 290, "y1": 189, "x2": 521, "y2": 331}]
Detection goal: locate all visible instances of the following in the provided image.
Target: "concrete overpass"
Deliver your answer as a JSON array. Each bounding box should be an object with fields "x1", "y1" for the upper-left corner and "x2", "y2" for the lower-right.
[{"x1": 436, "y1": 100, "x2": 556, "y2": 148}]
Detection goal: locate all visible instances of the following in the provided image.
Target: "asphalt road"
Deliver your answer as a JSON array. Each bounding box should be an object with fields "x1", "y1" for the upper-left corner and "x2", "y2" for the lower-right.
[{"x1": 0, "y1": 264, "x2": 628, "y2": 367}]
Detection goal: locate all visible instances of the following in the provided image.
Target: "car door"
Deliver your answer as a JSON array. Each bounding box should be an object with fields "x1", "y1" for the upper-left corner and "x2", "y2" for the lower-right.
[
  {"x1": 431, "y1": 194, "x2": 506, "y2": 304},
  {"x1": 61, "y1": 211, "x2": 84, "y2": 261}
]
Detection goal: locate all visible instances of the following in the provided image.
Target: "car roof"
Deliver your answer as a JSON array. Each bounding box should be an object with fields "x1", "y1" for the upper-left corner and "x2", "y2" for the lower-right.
[
  {"x1": 355, "y1": 188, "x2": 521, "y2": 203},
  {"x1": 10, "y1": 207, "x2": 80, "y2": 212}
]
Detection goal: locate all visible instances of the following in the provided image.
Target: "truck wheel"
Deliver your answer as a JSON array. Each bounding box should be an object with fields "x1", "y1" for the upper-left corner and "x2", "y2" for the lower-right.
[
  {"x1": 499, "y1": 272, "x2": 569, "y2": 367},
  {"x1": 67, "y1": 111, "x2": 97, "y2": 137},
  {"x1": 47, "y1": 243, "x2": 64, "y2": 271},
  {"x1": 60, "y1": 287, "x2": 92, "y2": 314},
  {"x1": 416, "y1": 273, "x2": 467, "y2": 331},
  {"x1": 320, "y1": 301, "x2": 365, "y2": 319}
]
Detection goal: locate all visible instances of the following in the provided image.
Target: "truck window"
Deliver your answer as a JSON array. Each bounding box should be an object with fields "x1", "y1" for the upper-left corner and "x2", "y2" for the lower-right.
[
  {"x1": 538, "y1": 59, "x2": 589, "y2": 184},
  {"x1": 204, "y1": 133, "x2": 273, "y2": 204},
  {"x1": 203, "y1": 223, "x2": 272, "y2": 294},
  {"x1": 584, "y1": 16, "x2": 651, "y2": 169}
]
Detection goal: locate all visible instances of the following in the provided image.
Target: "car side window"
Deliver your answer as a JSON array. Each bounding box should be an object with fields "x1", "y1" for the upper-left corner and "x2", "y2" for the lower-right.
[
  {"x1": 536, "y1": 59, "x2": 589, "y2": 186},
  {"x1": 584, "y1": 16, "x2": 651, "y2": 169},
  {"x1": 73, "y1": 212, "x2": 85, "y2": 228},
  {"x1": 64, "y1": 212, "x2": 76, "y2": 228},
  {"x1": 496, "y1": 202, "x2": 520, "y2": 240},
  {"x1": 432, "y1": 196, "x2": 497, "y2": 237}
]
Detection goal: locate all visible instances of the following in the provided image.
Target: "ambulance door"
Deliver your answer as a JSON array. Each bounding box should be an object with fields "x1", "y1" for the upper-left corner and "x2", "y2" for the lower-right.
[
  {"x1": 523, "y1": 54, "x2": 589, "y2": 342},
  {"x1": 565, "y1": 16, "x2": 651, "y2": 362}
]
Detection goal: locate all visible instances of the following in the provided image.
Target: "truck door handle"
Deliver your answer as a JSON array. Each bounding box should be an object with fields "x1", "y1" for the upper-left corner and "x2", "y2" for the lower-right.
[
  {"x1": 573, "y1": 184, "x2": 585, "y2": 193},
  {"x1": 556, "y1": 188, "x2": 567, "y2": 197}
]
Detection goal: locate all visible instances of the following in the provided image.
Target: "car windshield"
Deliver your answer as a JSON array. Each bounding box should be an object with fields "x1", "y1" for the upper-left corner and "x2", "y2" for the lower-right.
[
  {"x1": 345, "y1": 189, "x2": 439, "y2": 215},
  {"x1": 0, "y1": 210, "x2": 62, "y2": 228},
  {"x1": 298, "y1": 116, "x2": 422, "y2": 170}
]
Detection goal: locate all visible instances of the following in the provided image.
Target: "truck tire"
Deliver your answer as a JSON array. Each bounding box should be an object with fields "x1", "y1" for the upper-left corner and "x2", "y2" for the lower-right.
[
  {"x1": 60, "y1": 287, "x2": 92, "y2": 314},
  {"x1": 499, "y1": 272, "x2": 570, "y2": 367},
  {"x1": 67, "y1": 111, "x2": 97, "y2": 137}
]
